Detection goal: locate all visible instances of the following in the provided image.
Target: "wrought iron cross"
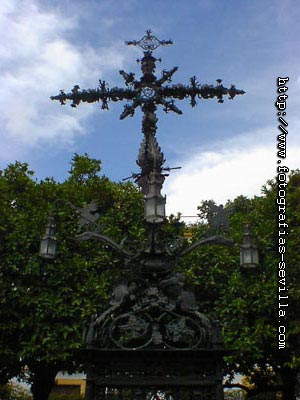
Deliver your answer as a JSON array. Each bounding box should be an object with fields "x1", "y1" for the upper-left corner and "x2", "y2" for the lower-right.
[
  {"x1": 51, "y1": 30, "x2": 244, "y2": 132},
  {"x1": 51, "y1": 30, "x2": 245, "y2": 201}
]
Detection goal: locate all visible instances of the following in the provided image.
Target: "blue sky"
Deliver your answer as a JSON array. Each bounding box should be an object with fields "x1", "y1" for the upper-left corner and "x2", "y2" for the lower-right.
[{"x1": 1, "y1": 0, "x2": 300, "y2": 218}]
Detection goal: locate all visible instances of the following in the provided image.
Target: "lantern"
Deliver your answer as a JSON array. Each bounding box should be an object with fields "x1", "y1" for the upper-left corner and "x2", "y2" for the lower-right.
[
  {"x1": 240, "y1": 224, "x2": 259, "y2": 269},
  {"x1": 145, "y1": 195, "x2": 166, "y2": 224},
  {"x1": 39, "y1": 216, "x2": 58, "y2": 259}
]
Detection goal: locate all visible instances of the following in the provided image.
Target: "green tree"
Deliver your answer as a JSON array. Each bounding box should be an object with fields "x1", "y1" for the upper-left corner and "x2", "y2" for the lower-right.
[
  {"x1": 0, "y1": 155, "x2": 144, "y2": 400},
  {"x1": 179, "y1": 171, "x2": 300, "y2": 399}
]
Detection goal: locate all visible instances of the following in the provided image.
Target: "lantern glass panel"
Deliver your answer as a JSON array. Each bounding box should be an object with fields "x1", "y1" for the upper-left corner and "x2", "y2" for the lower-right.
[
  {"x1": 240, "y1": 245, "x2": 259, "y2": 268},
  {"x1": 252, "y1": 246, "x2": 259, "y2": 265},
  {"x1": 39, "y1": 236, "x2": 57, "y2": 259},
  {"x1": 145, "y1": 196, "x2": 165, "y2": 223},
  {"x1": 145, "y1": 197, "x2": 156, "y2": 219}
]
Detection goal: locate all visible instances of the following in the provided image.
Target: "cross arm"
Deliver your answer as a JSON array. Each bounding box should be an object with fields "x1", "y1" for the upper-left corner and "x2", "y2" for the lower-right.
[
  {"x1": 50, "y1": 82, "x2": 135, "y2": 110},
  {"x1": 160, "y1": 78, "x2": 245, "y2": 106}
]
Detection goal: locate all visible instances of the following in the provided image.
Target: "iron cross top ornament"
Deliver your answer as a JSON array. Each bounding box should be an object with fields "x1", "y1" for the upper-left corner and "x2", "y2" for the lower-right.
[{"x1": 51, "y1": 30, "x2": 245, "y2": 125}]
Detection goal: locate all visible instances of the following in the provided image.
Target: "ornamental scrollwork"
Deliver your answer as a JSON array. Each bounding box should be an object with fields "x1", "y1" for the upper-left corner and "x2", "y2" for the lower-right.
[{"x1": 84, "y1": 273, "x2": 215, "y2": 351}]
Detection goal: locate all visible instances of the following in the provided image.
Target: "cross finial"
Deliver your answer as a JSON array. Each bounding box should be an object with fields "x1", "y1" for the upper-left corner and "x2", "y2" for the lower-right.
[{"x1": 125, "y1": 30, "x2": 173, "y2": 52}]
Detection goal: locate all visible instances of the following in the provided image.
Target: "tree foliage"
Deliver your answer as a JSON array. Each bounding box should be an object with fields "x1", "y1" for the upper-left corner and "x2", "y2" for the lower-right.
[
  {"x1": 179, "y1": 170, "x2": 300, "y2": 399},
  {"x1": 0, "y1": 155, "x2": 144, "y2": 399}
]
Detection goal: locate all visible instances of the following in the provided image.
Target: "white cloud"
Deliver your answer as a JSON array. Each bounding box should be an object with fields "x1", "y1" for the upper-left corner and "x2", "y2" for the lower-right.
[
  {"x1": 0, "y1": 0, "x2": 125, "y2": 161},
  {"x1": 165, "y1": 119, "x2": 300, "y2": 221}
]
